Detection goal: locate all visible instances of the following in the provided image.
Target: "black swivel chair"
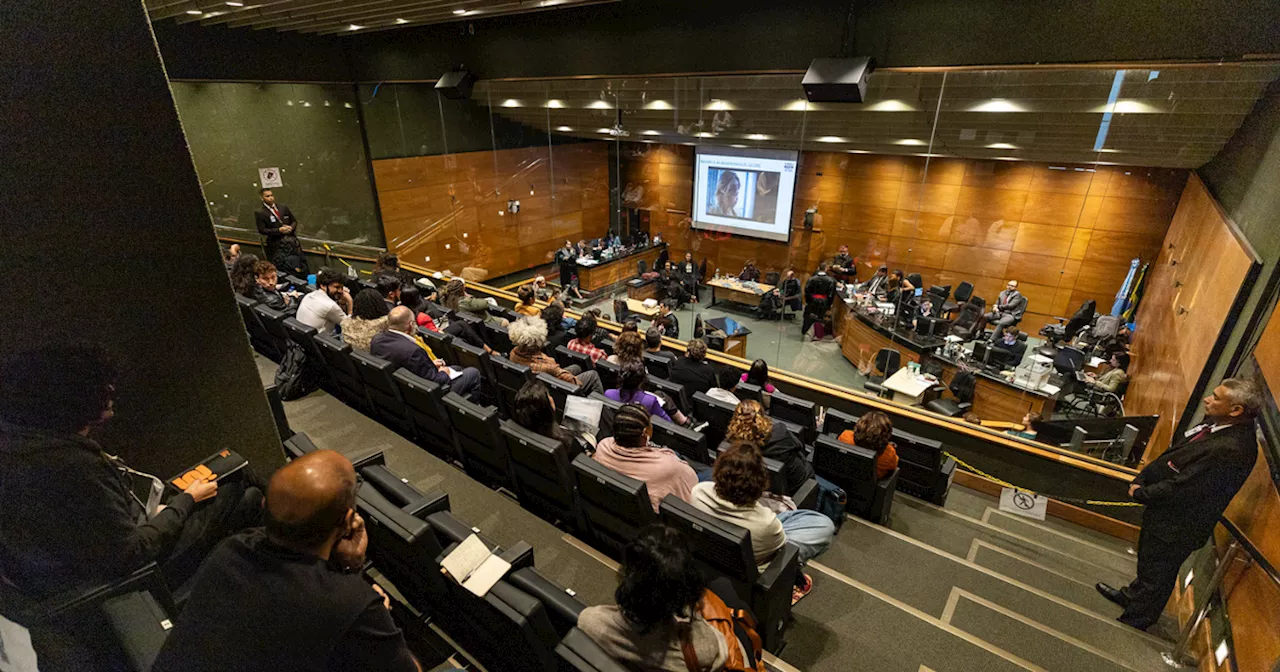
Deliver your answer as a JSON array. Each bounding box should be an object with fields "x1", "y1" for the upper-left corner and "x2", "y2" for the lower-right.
[
  {"x1": 907, "y1": 273, "x2": 923, "y2": 290},
  {"x1": 764, "y1": 271, "x2": 781, "y2": 286},
  {"x1": 350, "y1": 350, "x2": 413, "y2": 436},
  {"x1": 571, "y1": 454, "x2": 657, "y2": 555},
  {"x1": 692, "y1": 391, "x2": 738, "y2": 448},
  {"x1": 769, "y1": 390, "x2": 817, "y2": 444},
  {"x1": 393, "y1": 368, "x2": 459, "y2": 462},
  {"x1": 314, "y1": 333, "x2": 367, "y2": 409},
  {"x1": 443, "y1": 392, "x2": 512, "y2": 489},
  {"x1": 863, "y1": 348, "x2": 901, "y2": 396},
  {"x1": 924, "y1": 371, "x2": 976, "y2": 418},
  {"x1": 650, "y1": 417, "x2": 710, "y2": 463},
  {"x1": 949, "y1": 301, "x2": 986, "y2": 341},
  {"x1": 812, "y1": 435, "x2": 898, "y2": 524},
  {"x1": 492, "y1": 354, "x2": 534, "y2": 416},
  {"x1": 658, "y1": 496, "x2": 799, "y2": 653},
  {"x1": 642, "y1": 352, "x2": 672, "y2": 380},
  {"x1": 501, "y1": 419, "x2": 581, "y2": 528}
]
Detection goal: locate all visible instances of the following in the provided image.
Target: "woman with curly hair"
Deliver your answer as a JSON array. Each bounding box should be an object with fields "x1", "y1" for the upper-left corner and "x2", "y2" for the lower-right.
[
  {"x1": 692, "y1": 442, "x2": 834, "y2": 604},
  {"x1": 717, "y1": 400, "x2": 811, "y2": 498},
  {"x1": 607, "y1": 330, "x2": 645, "y2": 366},
  {"x1": 340, "y1": 289, "x2": 389, "y2": 352}
]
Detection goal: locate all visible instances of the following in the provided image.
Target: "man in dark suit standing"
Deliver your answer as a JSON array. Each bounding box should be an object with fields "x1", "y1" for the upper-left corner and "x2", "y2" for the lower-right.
[
  {"x1": 370, "y1": 307, "x2": 482, "y2": 399},
  {"x1": 802, "y1": 262, "x2": 837, "y2": 339},
  {"x1": 255, "y1": 188, "x2": 308, "y2": 276},
  {"x1": 1096, "y1": 378, "x2": 1261, "y2": 632}
]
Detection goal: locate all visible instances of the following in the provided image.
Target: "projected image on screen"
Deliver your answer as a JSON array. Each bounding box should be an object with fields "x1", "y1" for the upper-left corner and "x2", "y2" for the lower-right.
[{"x1": 693, "y1": 147, "x2": 798, "y2": 243}]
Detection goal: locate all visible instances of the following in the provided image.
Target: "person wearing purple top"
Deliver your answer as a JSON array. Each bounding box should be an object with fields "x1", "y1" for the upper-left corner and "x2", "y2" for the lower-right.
[{"x1": 605, "y1": 361, "x2": 672, "y2": 422}]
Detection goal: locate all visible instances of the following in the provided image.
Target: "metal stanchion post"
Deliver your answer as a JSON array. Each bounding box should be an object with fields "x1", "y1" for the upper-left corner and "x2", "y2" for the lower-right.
[{"x1": 1162, "y1": 540, "x2": 1241, "y2": 667}]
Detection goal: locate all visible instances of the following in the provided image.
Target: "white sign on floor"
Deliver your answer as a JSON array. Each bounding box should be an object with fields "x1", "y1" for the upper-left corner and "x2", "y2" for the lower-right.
[{"x1": 999, "y1": 487, "x2": 1047, "y2": 521}]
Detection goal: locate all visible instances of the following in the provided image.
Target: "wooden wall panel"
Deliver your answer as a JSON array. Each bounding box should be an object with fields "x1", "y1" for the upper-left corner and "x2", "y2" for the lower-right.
[
  {"x1": 1256, "y1": 305, "x2": 1280, "y2": 396},
  {"x1": 372, "y1": 143, "x2": 610, "y2": 280},
  {"x1": 1127, "y1": 175, "x2": 1255, "y2": 463}
]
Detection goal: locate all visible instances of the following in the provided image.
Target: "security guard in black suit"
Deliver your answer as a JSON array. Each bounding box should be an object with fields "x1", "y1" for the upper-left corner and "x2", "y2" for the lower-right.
[
  {"x1": 1096, "y1": 378, "x2": 1260, "y2": 631},
  {"x1": 254, "y1": 187, "x2": 308, "y2": 275}
]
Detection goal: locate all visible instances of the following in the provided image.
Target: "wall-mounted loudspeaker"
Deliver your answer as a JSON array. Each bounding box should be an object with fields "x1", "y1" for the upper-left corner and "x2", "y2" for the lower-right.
[
  {"x1": 435, "y1": 69, "x2": 477, "y2": 100},
  {"x1": 802, "y1": 57, "x2": 874, "y2": 104}
]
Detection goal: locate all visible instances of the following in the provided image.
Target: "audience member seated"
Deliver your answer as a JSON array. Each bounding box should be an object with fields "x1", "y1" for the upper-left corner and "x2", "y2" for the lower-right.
[
  {"x1": 371, "y1": 307, "x2": 482, "y2": 399},
  {"x1": 984, "y1": 280, "x2": 1027, "y2": 344},
  {"x1": 736, "y1": 359, "x2": 777, "y2": 395},
  {"x1": 836, "y1": 411, "x2": 900, "y2": 480},
  {"x1": 738, "y1": 260, "x2": 762, "y2": 283},
  {"x1": 229, "y1": 253, "x2": 261, "y2": 298},
  {"x1": 884, "y1": 269, "x2": 913, "y2": 307},
  {"x1": 441, "y1": 278, "x2": 505, "y2": 326},
  {"x1": 509, "y1": 316, "x2": 604, "y2": 394},
  {"x1": 718, "y1": 400, "x2": 811, "y2": 498},
  {"x1": 514, "y1": 380, "x2": 587, "y2": 460},
  {"x1": 1086, "y1": 351, "x2": 1130, "y2": 393},
  {"x1": 532, "y1": 275, "x2": 552, "y2": 300},
  {"x1": 247, "y1": 260, "x2": 296, "y2": 313},
  {"x1": 0, "y1": 344, "x2": 263, "y2": 606},
  {"x1": 692, "y1": 442, "x2": 834, "y2": 604},
  {"x1": 222, "y1": 242, "x2": 241, "y2": 272},
  {"x1": 374, "y1": 272, "x2": 402, "y2": 312},
  {"x1": 992, "y1": 326, "x2": 1027, "y2": 364},
  {"x1": 579, "y1": 524, "x2": 747, "y2": 672},
  {"x1": 606, "y1": 361, "x2": 689, "y2": 425},
  {"x1": 608, "y1": 330, "x2": 645, "y2": 366},
  {"x1": 858, "y1": 265, "x2": 890, "y2": 295},
  {"x1": 669, "y1": 338, "x2": 721, "y2": 397},
  {"x1": 568, "y1": 313, "x2": 609, "y2": 364},
  {"x1": 1006, "y1": 411, "x2": 1041, "y2": 440},
  {"x1": 645, "y1": 328, "x2": 678, "y2": 362},
  {"x1": 515, "y1": 284, "x2": 540, "y2": 316},
  {"x1": 373, "y1": 251, "x2": 423, "y2": 297},
  {"x1": 341, "y1": 289, "x2": 390, "y2": 352},
  {"x1": 398, "y1": 285, "x2": 439, "y2": 331},
  {"x1": 150, "y1": 451, "x2": 420, "y2": 672},
  {"x1": 541, "y1": 300, "x2": 571, "y2": 351},
  {"x1": 653, "y1": 300, "x2": 679, "y2": 337},
  {"x1": 660, "y1": 262, "x2": 687, "y2": 306},
  {"x1": 593, "y1": 404, "x2": 696, "y2": 512},
  {"x1": 296, "y1": 267, "x2": 351, "y2": 334}
]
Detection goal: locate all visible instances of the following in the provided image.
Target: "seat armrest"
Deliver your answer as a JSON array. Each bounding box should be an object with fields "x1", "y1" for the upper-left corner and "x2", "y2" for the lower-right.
[
  {"x1": 558, "y1": 628, "x2": 630, "y2": 672},
  {"x1": 403, "y1": 489, "x2": 451, "y2": 519},
  {"x1": 507, "y1": 567, "x2": 585, "y2": 635},
  {"x1": 870, "y1": 468, "x2": 899, "y2": 525},
  {"x1": 793, "y1": 478, "x2": 819, "y2": 511},
  {"x1": 14, "y1": 561, "x2": 176, "y2": 627},
  {"x1": 500, "y1": 541, "x2": 536, "y2": 571},
  {"x1": 753, "y1": 543, "x2": 799, "y2": 652},
  {"x1": 349, "y1": 448, "x2": 386, "y2": 470},
  {"x1": 425, "y1": 510, "x2": 480, "y2": 545}
]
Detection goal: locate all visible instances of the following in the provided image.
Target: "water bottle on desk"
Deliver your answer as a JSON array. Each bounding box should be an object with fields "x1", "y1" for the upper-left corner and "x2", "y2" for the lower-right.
[{"x1": 715, "y1": 268, "x2": 721, "y2": 279}]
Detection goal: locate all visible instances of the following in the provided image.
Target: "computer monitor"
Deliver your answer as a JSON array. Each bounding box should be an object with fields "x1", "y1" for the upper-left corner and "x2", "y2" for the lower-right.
[
  {"x1": 972, "y1": 341, "x2": 991, "y2": 365},
  {"x1": 914, "y1": 287, "x2": 924, "y2": 297}
]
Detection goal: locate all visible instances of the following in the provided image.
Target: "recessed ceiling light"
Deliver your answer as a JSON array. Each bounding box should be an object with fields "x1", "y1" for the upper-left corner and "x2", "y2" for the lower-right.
[
  {"x1": 730, "y1": 144, "x2": 748, "y2": 148},
  {"x1": 642, "y1": 140, "x2": 656, "y2": 144},
  {"x1": 1096, "y1": 148, "x2": 1121, "y2": 153},
  {"x1": 597, "y1": 128, "x2": 612, "y2": 134},
  {"x1": 747, "y1": 134, "x2": 771, "y2": 141},
  {"x1": 544, "y1": 99, "x2": 564, "y2": 108},
  {"x1": 969, "y1": 99, "x2": 1025, "y2": 113},
  {"x1": 225, "y1": 1, "x2": 244, "y2": 6},
  {"x1": 645, "y1": 100, "x2": 673, "y2": 110},
  {"x1": 696, "y1": 132, "x2": 714, "y2": 138},
  {"x1": 394, "y1": 18, "x2": 409, "y2": 24},
  {"x1": 894, "y1": 138, "x2": 926, "y2": 146},
  {"x1": 866, "y1": 100, "x2": 915, "y2": 112},
  {"x1": 847, "y1": 149, "x2": 871, "y2": 154},
  {"x1": 705, "y1": 100, "x2": 735, "y2": 111},
  {"x1": 587, "y1": 100, "x2": 612, "y2": 110},
  {"x1": 985, "y1": 143, "x2": 1017, "y2": 149},
  {"x1": 348, "y1": 24, "x2": 364, "y2": 30},
  {"x1": 555, "y1": 126, "x2": 573, "y2": 132},
  {"x1": 541, "y1": 0, "x2": 565, "y2": 5},
  {"x1": 1098, "y1": 100, "x2": 1160, "y2": 113},
  {"x1": 186, "y1": 9, "x2": 203, "y2": 14},
  {"x1": 816, "y1": 136, "x2": 845, "y2": 143},
  {"x1": 993, "y1": 156, "x2": 1022, "y2": 161},
  {"x1": 501, "y1": 99, "x2": 522, "y2": 108},
  {"x1": 782, "y1": 100, "x2": 809, "y2": 111},
  {"x1": 641, "y1": 130, "x2": 661, "y2": 136},
  {"x1": 453, "y1": 8, "x2": 467, "y2": 14}
]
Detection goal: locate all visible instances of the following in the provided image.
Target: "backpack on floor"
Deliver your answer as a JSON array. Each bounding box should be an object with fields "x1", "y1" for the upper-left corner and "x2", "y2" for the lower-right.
[
  {"x1": 680, "y1": 589, "x2": 767, "y2": 672},
  {"x1": 274, "y1": 341, "x2": 319, "y2": 401}
]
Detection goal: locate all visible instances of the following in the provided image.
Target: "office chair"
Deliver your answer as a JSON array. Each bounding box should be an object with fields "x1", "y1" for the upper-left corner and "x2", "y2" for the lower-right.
[
  {"x1": 863, "y1": 348, "x2": 901, "y2": 396},
  {"x1": 949, "y1": 302, "x2": 985, "y2": 341},
  {"x1": 943, "y1": 281, "x2": 973, "y2": 316},
  {"x1": 764, "y1": 271, "x2": 781, "y2": 286},
  {"x1": 1038, "y1": 299, "x2": 1096, "y2": 356},
  {"x1": 907, "y1": 273, "x2": 923, "y2": 290},
  {"x1": 924, "y1": 370, "x2": 975, "y2": 417}
]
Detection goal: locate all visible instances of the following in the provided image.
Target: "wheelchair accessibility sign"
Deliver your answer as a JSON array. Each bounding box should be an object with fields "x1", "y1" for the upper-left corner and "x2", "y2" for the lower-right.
[{"x1": 999, "y1": 487, "x2": 1048, "y2": 521}]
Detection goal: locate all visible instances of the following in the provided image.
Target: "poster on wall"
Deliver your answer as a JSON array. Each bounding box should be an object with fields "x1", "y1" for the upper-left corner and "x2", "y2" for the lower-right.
[{"x1": 258, "y1": 167, "x2": 283, "y2": 189}]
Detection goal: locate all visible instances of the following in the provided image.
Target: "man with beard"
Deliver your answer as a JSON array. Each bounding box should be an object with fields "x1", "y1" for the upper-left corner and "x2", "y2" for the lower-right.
[{"x1": 295, "y1": 267, "x2": 352, "y2": 335}]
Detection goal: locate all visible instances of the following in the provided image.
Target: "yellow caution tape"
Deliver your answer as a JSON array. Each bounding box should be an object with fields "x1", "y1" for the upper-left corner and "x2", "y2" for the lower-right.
[{"x1": 943, "y1": 450, "x2": 1143, "y2": 507}]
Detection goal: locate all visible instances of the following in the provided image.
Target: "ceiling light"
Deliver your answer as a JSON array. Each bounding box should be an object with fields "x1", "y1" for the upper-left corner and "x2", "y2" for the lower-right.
[
  {"x1": 1093, "y1": 100, "x2": 1160, "y2": 114},
  {"x1": 705, "y1": 100, "x2": 735, "y2": 111},
  {"x1": 985, "y1": 143, "x2": 1017, "y2": 150},
  {"x1": 747, "y1": 134, "x2": 771, "y2": 141},
  {"x1": 866, "y1": 100, "x2": 915, "y2": 112},
  {"x1": 394, "y1": 18, "x2": 409, "y2": 24},
  {"x1": 587, "y1": 100, "x2": 612, "y2": 110},
  {"x1": 641, "y1": 130, "x2": 661, "y2": 136},
  {"x1": 597, "y1": 128, "x2": 612, "y2": 134},
  {"x1": 1096, "y1": 148, "x2": 1121, "y2": 153},
  {"x1": 642, "y1": 140, "x2": 656, "y2": 144},
  {"x1": 696, "y1": 132, "x2": 714, "y2": 138},
  {"x1": 186, "y1": 9, "x2": 203, "y2": 13},
  {"x1": 225, "y1": 1, "x2": 244, "y2": 6},
  {"x1": 645, "y1": 100, "x2": 672, "y2": 110},
  {"x1": 730, "y1": 144, "x2": 747, "y2": 148},
  {"x1": 501, "y1": 99, "x2": 522, "y2": 108},
  {"x1": 847, "y1": 149, "x2": 871, "y2": 154},
  {"x1": 816, "y1": 136, "x2": 845, "y2": 143},
  {"x1": 348, "y1": 24, "x2": 364, "y2": 30},
  {"x1": 541, "y1": 0, "x2": 565, "y2": 5},
  {"x1": 894, "y1": 138, "x2": 926, "y2": 146},
  {"x1": 453, "y1": 8, "x2": 467, "y2": 14},
  {"x1": 782, "y1": 100, "x2": 809, "y2": 111},
  {"x1": 993, "y1": 156, "x2": 1022, "y2": 161},
  {"x1": 969, "y1": 99, "x2": 1025, "y2": 113},
  {"x1": 545, "y1": 99, "x2": 564, "y2": 108},
  {"x1": 555, "y1": 126, "x2": 572, "y2": 132}
]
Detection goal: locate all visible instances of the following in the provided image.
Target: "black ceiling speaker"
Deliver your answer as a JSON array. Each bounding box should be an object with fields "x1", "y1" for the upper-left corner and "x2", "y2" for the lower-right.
[
  {"x1": 802, "y1": 57, "x2": 874, "y2": 104},
  {"x1": 435, "y1": 68, "x2": 477, "y2": 100}
]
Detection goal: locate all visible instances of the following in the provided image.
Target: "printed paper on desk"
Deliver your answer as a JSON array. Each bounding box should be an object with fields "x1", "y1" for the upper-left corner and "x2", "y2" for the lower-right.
[
  {"x1": 442, "y1": 534, "x2": 511, "y2": 598},
  {"x1": 0, "y1": 615, "x2": 38, "y2": 672},
  {"x1": 564, "y1": 396, "x2": 603, "y2": 433}
]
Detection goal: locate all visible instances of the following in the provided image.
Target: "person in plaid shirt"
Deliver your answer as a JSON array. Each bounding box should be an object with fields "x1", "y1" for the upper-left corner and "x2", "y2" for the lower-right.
[
  {"x1": 566, "y1": 314, "x2": 608, "y2": 364},
  {"x1": 509, "y1": 316, "x2": 604, "y2": 394}
]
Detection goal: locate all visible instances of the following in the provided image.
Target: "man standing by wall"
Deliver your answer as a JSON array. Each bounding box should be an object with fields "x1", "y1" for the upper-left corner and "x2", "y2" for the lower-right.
[
  {"x1": 1096, "y1": 378, "x2": 1261, "y2": 632},
  {"x1": 255, "y1": 188, "x2": 308, "y2": 276}
]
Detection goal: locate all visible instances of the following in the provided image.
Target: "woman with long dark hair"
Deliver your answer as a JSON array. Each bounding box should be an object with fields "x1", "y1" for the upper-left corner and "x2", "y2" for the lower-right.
[
  {"x1": 512, "y1": 380, "x2": 584, "y2": 458},
  {"x1": 340, "y1": 289, "x2": 389, "y2": 352}
]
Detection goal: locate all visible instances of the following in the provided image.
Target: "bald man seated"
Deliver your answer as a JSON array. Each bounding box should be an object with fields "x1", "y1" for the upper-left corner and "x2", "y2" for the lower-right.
[
  {"x1": 371, "y1": 306, "x2": 483, "y2": 399},
  {"x1": 151, "y1": 451, "x2": 421, "y2": 672}
]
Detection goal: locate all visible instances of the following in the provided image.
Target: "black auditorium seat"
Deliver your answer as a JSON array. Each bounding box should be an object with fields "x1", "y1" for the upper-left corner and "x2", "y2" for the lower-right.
[
  {"x1": 492, "y1": 354, "x2": 534, "y2": 416},
  {"x1": 452, "y1": 338, "x2": 494, "y2": 381},
  {"x1": 393, "y1": 368, "x2": 459, "y2": 461},
  {"x1": 733, "y1": 382, "x2": 763, "y2": 403},
  {"x1": 642, "y1": 351, "x2": 672, "y2": 379},
  {"x1": 501, "y1": 419, "x2": 581, "y2": 527},
  {"x1": 594, "y1": 358, "x2": 621, "y2": 390},
  {"x1": 557, "y1": 628, "x2": 630, "y2": 672},
  {"x1": 355, "y1": 473, "x2": 452, "y2": 614},
  {"x1": 645, "y1": 376, "x2": 690, "y2": 415},
  {"x1": 283, "y1": 432, "x2": 320, "y2": 459},
  {"x1": 419, "y1": 327, "x2": 457, "y2": 366},
  {"x1": 863, "y1": 348, "x2": 901, "y2": 396},
  {"x1": 350, "y1": 350, "x2": 413, "y2": 435},
  {"x1": 692, "y1": 391, "x2": 737, "y2": 448},
  {"x1": 587, "y1": 392, "x2": 623, "y2": 438},
  {"x1": 555, "y1": 345, "x2": 595, "y2": 372},
  {"x1": 650, "y1": 416, "x2": 710, "y2": 464},
  {"x1": 235, "y1": 295, "x2": 274, "y2": 359},
  {"x1": 658, "y1": 495, "x2": 798, "y2": 653},
  {"x1": 769, "y1": 390, "x2": 817, "y2": 444},
  {"x1": 891, "y1": 429, "x2": 955, "y2": 506},
  {"x1": 821, "y1": 408, "x2": 860, "y2": 438},
  {"x1": 507, "y1": 566, "x2": 587, "y2": 639},
  {"x1": 313, "y1": 333, "x2": 367, "y2": 409},
  {"x1": 710, "y1": 444, "x2": 818, "y2": 510},
  {"x1": 812, "y1": 435, "x2": 898, "y2": 525},
  {"x1": 536, "y1": 372, "x2": 582, "y2": 420},
  {"x1": 283, "y1": 318, "x2": 333, "y2": 391},
  {"x1": 483, "y1": 321, "x2": 513, "y2": 355},
  {"x1": 252, "y1": 304, "x2": 290, "y2": 360},
  {"x1": 443, "y1": 392, "x2": 512, "y2": 490},
  {"x1": 571, "y1": 454, "x2": 656, "y2": 555}
]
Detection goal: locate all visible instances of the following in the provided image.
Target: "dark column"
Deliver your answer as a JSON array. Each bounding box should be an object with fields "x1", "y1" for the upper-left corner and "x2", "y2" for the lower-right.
[{"x1": 0, "y1": 2, "x2": 285, "y2": 477}]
